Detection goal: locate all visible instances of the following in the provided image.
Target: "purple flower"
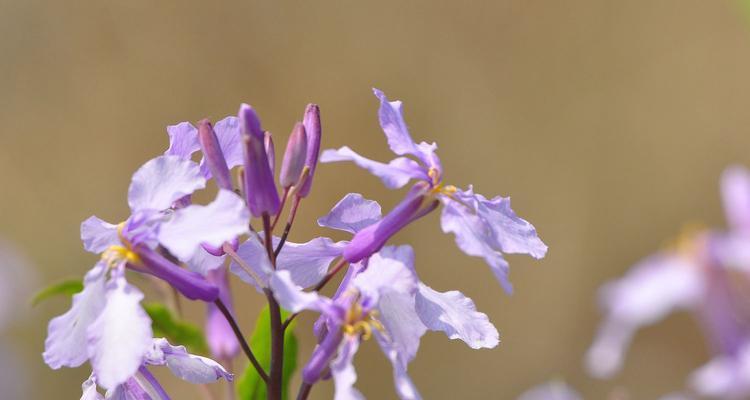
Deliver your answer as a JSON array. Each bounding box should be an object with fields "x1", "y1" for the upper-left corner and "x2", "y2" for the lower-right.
[
  {"x1": 81, "y1": 338, "x2": 232, "y2": 399},
  {"x1": 297, "y1": 104, "x2": 321, "y2": 198},
  {"x1": 279, "y1": 122, "x2": 308, "y2": 189},
  {"x1": 165, "y1": 117, "x2": 244, "y2": 182},
  {"x1": 205, "y1": 268, "x2": 240, "y2": 361},
  {"x1": 517, "y1": 381, "x2": 582, "y2": 400},
  {"x1": 586, "y1": 166, "x2": 750, "y2": 399},
  {"x1": 321, "y1": 89, "x2": 546, "y2": 292},
  {"x1": 269, "y1": 244, "x2": 498, "y2": 399}
]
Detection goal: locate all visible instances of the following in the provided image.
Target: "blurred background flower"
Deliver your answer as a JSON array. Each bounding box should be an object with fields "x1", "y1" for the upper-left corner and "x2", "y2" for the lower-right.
[{"x1": 4, "y1": 1, "x2": 750, "y2": 398}]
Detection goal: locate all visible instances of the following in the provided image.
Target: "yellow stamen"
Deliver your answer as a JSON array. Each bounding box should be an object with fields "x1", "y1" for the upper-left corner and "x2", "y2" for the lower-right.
[
  {"x1": 342, "y1": 303, "x2": 385, "y2": 341},
  {"x1": 100, "y1": 222, "x2": 140, "y2": 268}
]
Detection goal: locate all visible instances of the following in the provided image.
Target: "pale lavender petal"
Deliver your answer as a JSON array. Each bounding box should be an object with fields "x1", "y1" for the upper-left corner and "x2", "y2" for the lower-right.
[
  {"x1": 331, "y1": 338, "x2": 364, "y2": 400},
  {"x1": 184, "y1": 248, "x2": 225, "y2": 276},
  {"x1": 353, "y1": 246, "x2": 419, "y2": 302},
  {"x1": 206, "y1": 268, "x2": 240, "y2": 360},
  {"x1": 517, "y1": 381, "x2": 582, "y2": 400},
  {"x1": 439, "y1": 186, "x2": 547, "y2": 293},
  {"x1": 375, "y1": 331, "x2": 422, "y2": 400},
  {"x1": 722, "y1": 166, "x2": 750, "y2": 233},
  {"x1": 269, "y1": 270, "x2": 335, "y2": 315},
  {"x1": 320, "y1": 146, "x2": 426, "y2": 189},
  {"x1": 87, "y1": 275, "x2": 153, "y2": 390},
  {"x1": 148, "y1": 338, "x2": 233, "y2": 383},
  {"x1": 690, "y1": 342, "x2": 750, "y2": 399},
  {"x1": 585, "y1": 253, "x2": 702, "y2": 378},
  {"x1": 415, "y1": 283, "x2": 499, "y2": 349},
  {"x1": 43, "y1": 263, "x2": 107, "y2": 369},
  {"x1": 81, "y1": 375, "x2": 103, "y2": 400},
  {"x1": 376, "y1": 290, "x2": 426, "y2": 364},
  {"x1": 202, "y1": 116, "x2": 243, "y2": 173},
  {"x1": 275, "y1": 237, "x2": 346, "y2": 288},
  {"x1": 158, "y1": 189, "x2": 250, "y2": 261},
  {"x1": 372, "y1": 88, "x2": 419, "y2": 157},
  {"x1": 81, "y1": 216, "x2": 119, "y2": 253},
  {"x1": 318, "y1": 193, "x2": 382, "y2": 234},
  {"x1": 165, "y1": 122, "x2": 199, "y2": 159},
  {"x1": 128, "y1": 156, "x2": 206, "y2": 212},
  {"x1": 228, "y1": 235, "x2": 273, "y2": 290}
]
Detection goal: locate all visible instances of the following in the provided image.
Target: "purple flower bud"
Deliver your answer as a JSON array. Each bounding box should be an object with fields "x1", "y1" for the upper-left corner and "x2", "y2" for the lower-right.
[
  {"x1": 343, "y1": 184, "x2": 427, "y2": 262},
  {"x1": 279, "y1": 122, "x2": 308, "y2": 188},
  {"x1": 297, "y1": 104, "x2": 321, "y2": 198},
  {"x1": 302, "y1": 327, "x2": 343, "y2": 384},
  {"x1": 198, "y1": 119, "x2": 233, "y2": 191},
  {"x1": 205, "y1": 268, "x2": 240, "y2": 360},
  {"x1": 239, "y1": 104, "x2": 280, "y2": 217},
  {"x1": 133, "y1": 245, "x2": 219, "y2": 301}
]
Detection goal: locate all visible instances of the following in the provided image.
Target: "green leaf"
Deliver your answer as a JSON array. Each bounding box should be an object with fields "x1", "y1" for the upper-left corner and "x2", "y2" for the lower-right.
[
  {"x1": 143, "y1": 302, "x2": 208, "y2": 354},
  {"x1": 31, "y1": 279, "x2": 83, "y2": 306},
  {"x1": 237, "y1": 305, "x2": 298, "y2": 400}
]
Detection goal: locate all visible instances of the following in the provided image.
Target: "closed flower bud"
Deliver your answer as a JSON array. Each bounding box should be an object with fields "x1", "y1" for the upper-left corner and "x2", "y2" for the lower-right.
[
  {"x1": 279, "y1": 122, "x2": 308, "y2": 188},
  {"x1": 198, "y1": 119, "x2": 233, "y2": 191},
  {"x1": 239, "y1": 104, "x2": 280, "y2": 217},
  {"x1": 265, "y1": 131, "x2": 275, "y2": 176},
  {"x1": 297, "y1": 104, "x2": 321, "y2": 198}
]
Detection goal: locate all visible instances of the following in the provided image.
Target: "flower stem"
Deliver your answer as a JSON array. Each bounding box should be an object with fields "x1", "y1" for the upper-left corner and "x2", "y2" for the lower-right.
[
  {"x1": 263, "y1": 214, "x2": 284, "y2": 400},
  {"x1": 213, "y1": 298, "x2": 268, "y2": 382},
  {"x1": 296, "y1": 382, "x2": 313, "y2": 400},
  {"x1": 274, "y1": 196, "x2": 301, "y2": 258}
]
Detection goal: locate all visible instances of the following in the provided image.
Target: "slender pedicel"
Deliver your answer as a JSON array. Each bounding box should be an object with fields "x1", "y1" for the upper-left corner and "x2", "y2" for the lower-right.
[
  {"x1": 198, "y1": 119, "x2": 233, "y2": 191},
  {"x1": 213, "y1": 298, "x2": 269, "y2": 382}
]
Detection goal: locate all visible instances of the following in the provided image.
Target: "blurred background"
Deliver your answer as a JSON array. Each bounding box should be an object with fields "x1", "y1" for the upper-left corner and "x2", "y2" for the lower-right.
[{"x1": 2, "y1": 1, "x2": 750, "y2": 398}]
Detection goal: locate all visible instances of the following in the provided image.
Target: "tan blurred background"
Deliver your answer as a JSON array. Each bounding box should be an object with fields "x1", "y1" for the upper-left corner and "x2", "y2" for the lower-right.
[{"x1": 2, "y1": 1, "x2": 750, "y2": 398}]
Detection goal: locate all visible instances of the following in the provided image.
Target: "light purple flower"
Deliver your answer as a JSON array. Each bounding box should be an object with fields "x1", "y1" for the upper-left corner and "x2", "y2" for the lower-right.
[
  {"x1": 279, "y1": 122, "x2": 308, "y2": 189},
  {"x1": 587, "y1": 166, "x2": 750, "y2": 399},
  {"x1": 321, "y1": 89, "x2": 546, "y2": 292}
]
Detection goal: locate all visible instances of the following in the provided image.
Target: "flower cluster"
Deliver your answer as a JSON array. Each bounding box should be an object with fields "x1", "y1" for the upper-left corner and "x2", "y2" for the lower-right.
[
  {"x1": 586, "y1": 167, "x2": 750, "y2": 399},
  {"x1": 43, "y1": 89, "x2": 546, "y2": 399}
]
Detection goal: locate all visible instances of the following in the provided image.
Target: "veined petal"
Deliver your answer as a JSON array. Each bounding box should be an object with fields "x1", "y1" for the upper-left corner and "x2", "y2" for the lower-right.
[
  {"x1": 353, "y1": 246, "x2": 419, "y2": 302},
  {"x1": 228, "y1": 235, "x2": 273, "y2": 291},
  {"x1": 372, "y1": 88, "x2": 418, "y2": 156},
  {"x1": 81, "y1": 375, "x2": 104, "y2": 400},
  {"x1": 375, "y1": 331, "x2": 422, "y2": 400},
  {"x1": 269, "y1": 270, "x2": 335, "y2": 315},
  {"x1": 158, "y1": 190, "x2": 250, "y2": 261},
  {"x1": 81, "y1": 216, "x2": 119, "y2": 253},
  {"x1": 148, "y1": 338, "x2": 233, "y2": 384},
  {"x1": 128, "y1": 156, "x2": 206, "y2": 212},
  {"x1": 275, "y1": 237, "x2": 346, "y2": 288},
  {"x1": 331, "y1": 338, "x2": 364, "y2": 400},
  {"x1": 165, "y1": 122, "x2": 199, "y2": 159},
  {"x1": 320, "y1": 146, "x2": 426, "y2": 189},
  {"x1": 585, "y1": 253, "x2": 702, "y2": 378},
  {"x1": 87, "y1": 275, "x2": 153, "y2": 390},
  {"x1": 184, "y1": 248, "x2": 225, "y2": 276},
  {"x1": 722, "y1": 166, "x2": 750, "y2": 233},
  {"x1": 318, "y1": 193, "x2": 382, "y2": 234},
  {"x1": 43, "y1": 263, "x2": 107, "y2": 369},
  {"x1": 415, "y1": 283, "x2": 498, "y2": 349},
  {"x1": 376, "y1": 290, "x2": 426, "y2": 364},
  {"x1": 208, "y1": 116, "x2": 243, "y2": 169}
]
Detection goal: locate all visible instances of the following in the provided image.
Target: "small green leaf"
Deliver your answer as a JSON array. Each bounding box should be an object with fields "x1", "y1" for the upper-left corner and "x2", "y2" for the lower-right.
[
  {"x1": 237, "y1": 305, "x2": 298, "y2": 400},
  {"x1": 31, "y1": 279, "x2": 83, "y2": 306},
  {"x1": 143, "y1": 302, "x2": 208, "y2": 354}
]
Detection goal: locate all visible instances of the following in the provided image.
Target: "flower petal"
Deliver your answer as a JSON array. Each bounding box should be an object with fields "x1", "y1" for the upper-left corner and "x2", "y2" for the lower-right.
[
  {"x1": 128, "y1": 156, "x2": 206, "y2": 212},
  {"x1": 269, "y1": 270, "x2": 334, "y2": 315},
  {"x1": 331, "y1": 338, "x2": 364, "y2": 400},
  {"x1": 81, "y1": 375, "x2": 103, "y2": 400},
  {"x1": 43, "y1": 263, "x2": 107, "y2": 369},
  {"x1": 722, "y1": 166, "x2": 750, "y2": 233},
  {"x1": 353, "y1": 246, "x2": 418, "y2": 302},
  {"x1": 415, "y1": 283, "x2": 498, "y2": 349},
  {"x1": 228, "y1": 235, "x2": 273, "y2": 291},
  {"x1": 184, "y1": 248, "x2": 225, "y2": 276},
  {"x1": 165, "y1": 122, "x2": 199, "y2": 159},
  {"x1": 318, "y1": 193, "x2": 382, "y2": 234},
  {"x1": 375, "y1": 331, "x2": 422, "y2": 400},
  {"x1": 147, "y1": 338, "x2": 233, "y2": 384},
  {"x1": 276, "y1": 237, "x2": 346, "y2": 288},
  {"x1": 320, "y1": 146, "x2": 426, "y2": 189},
  {"x1": 585, "y1": 253, "x2": 702, "y2": 378},
  {"x1": 81, "y1": 216, "x2": 120, "y2": 253},
  {"x1": 87, "y1": 275, "x2": 153, "y2": 390},
  {"x1": 200, "y1": 116, "x2": 243, "y2": 178},
  {"x1": 158, "y1": 189, "x2": 250, "y2": 262},
  {"x1": 689, "y1": 342, "x2": 750, "y2": 399}
]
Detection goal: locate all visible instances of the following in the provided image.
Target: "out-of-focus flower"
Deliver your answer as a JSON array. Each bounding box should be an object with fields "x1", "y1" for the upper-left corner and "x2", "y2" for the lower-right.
[
  {"x1": 205, "y1": 268, "x2": 240, "y2": 361},
  {"x1": 321, "y1": 89, "x2": 546, "y2": 292},
  {"x1": 516, "y1": 380, "x2": 582, "y2": 400},
  {"x1": 586, "y1": 166, "x2": 750, "y2": 399}
]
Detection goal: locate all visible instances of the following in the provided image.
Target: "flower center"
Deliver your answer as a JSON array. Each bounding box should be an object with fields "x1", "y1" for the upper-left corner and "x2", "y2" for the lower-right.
[
  {"x1": 342, "y1": 302, "x2": 384, "y2": 341},
  {"x1": 101, "y1": 223, "x2": 141, "y2": 268}
]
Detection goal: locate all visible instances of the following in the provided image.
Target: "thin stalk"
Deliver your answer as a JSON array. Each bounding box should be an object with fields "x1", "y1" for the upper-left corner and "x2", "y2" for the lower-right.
[
  {"x1": 274, "y1": 195, "x2": 302, "y2": 257},
  {"x1": 271, "y1": 187, "x2": 291, "y2": 231},
  {"x1": 263, "y1": 214, "x2": 284, "y2": 400},
  {"x1": 296, "y1": 382, "x2": 313, "y2": 400},
  {"x1": 214, "y1": 299, "x2": 268, "y2": 382}
]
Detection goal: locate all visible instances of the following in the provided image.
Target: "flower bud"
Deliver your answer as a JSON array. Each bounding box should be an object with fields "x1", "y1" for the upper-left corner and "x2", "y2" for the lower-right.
[
  {"x1": 297, "y1": 104, "x2": 321, "y2": 198},
  {"x1": 265, "y1": 131, "x2": 275, "y2": 176},
  {"x1": 133, "y1": 245, "x2": 219, "y2": 301},
  {"x1": 239, "y1": 104, "x2": 280, "y2": 217},
  {"x1": 198, "y1": 119, "x2": 233, "y2": 191},
  {"x1": 279, "y1": 122, "x2": 308, "y2": 188}
]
